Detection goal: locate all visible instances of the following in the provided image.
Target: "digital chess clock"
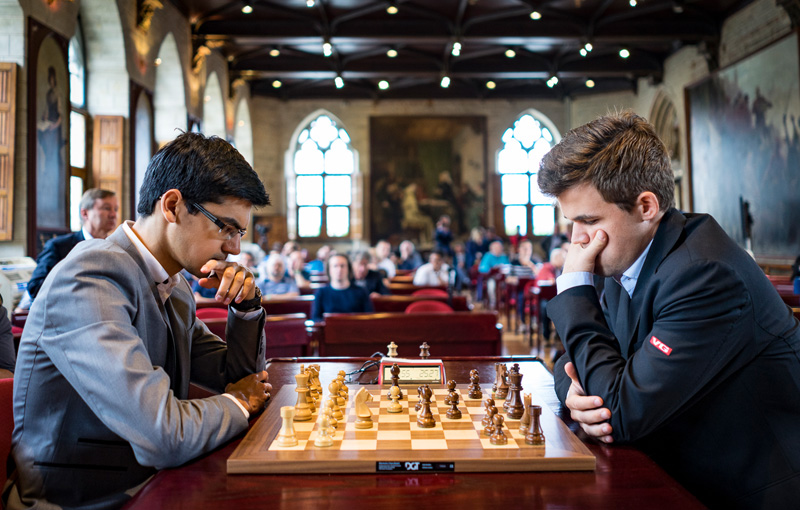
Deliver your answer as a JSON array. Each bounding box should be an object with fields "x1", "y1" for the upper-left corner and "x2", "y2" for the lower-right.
[{"x1": 378, "y1": 358, "x2": 446, "y2": 385}]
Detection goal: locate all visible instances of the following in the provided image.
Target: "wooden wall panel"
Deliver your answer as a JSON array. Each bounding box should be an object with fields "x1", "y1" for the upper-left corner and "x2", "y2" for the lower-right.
[
  {"x1": 92, "y1": 115, "x2": 124, "y2": 225},
  {"x1": 0, "y1": 63, "x2": 17, "y2": 241}
]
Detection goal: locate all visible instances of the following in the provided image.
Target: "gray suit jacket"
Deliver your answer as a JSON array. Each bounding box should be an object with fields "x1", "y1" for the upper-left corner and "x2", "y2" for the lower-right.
[{"x1": 6, "y1": 227, "x2": 266, "y2": 509}]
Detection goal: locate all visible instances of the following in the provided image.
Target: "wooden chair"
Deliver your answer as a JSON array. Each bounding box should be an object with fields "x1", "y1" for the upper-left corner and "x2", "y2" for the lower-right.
[
  {"x1": 196, "y1": 307, "x2": 228, "y2": 320},
  {"x1": 371, "y1": 295, "x2": 471, "y2": 313},
  {"x1": 262, "y1": 295, "x2": 314, "y2": 318},
  {"x1": 411, "y1": 288, "x2": 448, "y2": 297},
  {"x1": 265, "y1": 313, "x2": 310, "y2": 358},
  {"x1": 388, "y1": 283, "x2": 447, "y2": 296},
  {"x1": 1, "y1": 377, "x2": 14, "y2": 485},
  {"x1": 405, "y1": 300, "x2": 454, "y2": 313}
]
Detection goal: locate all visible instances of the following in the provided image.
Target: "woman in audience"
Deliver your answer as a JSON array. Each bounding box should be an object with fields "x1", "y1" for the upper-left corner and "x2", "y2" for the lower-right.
[{"x1": 311, "y1": 253, "x2": 373, "y2": 321}]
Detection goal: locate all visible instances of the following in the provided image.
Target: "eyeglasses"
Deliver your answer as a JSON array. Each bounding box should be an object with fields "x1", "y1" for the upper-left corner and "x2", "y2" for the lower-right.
[{"x1": 191, "y1": 202, "x2": 246, "y2": 240}]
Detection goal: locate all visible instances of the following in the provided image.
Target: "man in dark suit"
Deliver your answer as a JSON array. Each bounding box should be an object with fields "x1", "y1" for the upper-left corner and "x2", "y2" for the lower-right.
[
  {"x1": 538, "y1": 111, "x2": 800, "y2": 508},
  {"x1": 25, "y1": 188, "x2": 119, "y2": 300}
]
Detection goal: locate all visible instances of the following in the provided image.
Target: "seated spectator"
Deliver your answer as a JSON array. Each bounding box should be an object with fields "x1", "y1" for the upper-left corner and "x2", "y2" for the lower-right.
[
  {"x1": 0, "y1": 296, "x2": 15, "y2": 378},
  {"x1": 452, "y1": 241, "x2": 470, "y2": 291},
  {"x1": 465, "y1": 227, "x2": 485, "y2": 271},
  {"x1": 413, "y1": 250, "x2": 450, "y2": 287},
  {"x1": 792, "y1": 255, "x2": 800, "y2": 294},
  {"x1": 258, "y1": 254, "x2": 299, "y2": 298},
  {"x1": 287, "y1": 250, "x2": 311, "y2": 288},
  {"x1": 508, "y1": 239, "x2": 539, "y2": 329},
  {"x1": 306, "y1": 245, "x2": 331, "y2": 273},
  {"x1": 397, "y1": 240, "x2": 423, "y2": 271},
  {"x1": 479, "y1": 240, "x2": 510, "y2": 308},
  {"x1": 311, "y1": 254, "x2": 373, "y2": 321},
  {"x1": 375, "y1": 240, "x2": 396, "y2": 279},
  {"x1": 25, "y1": 188, "x2": 119, "y2": 304},
  {"x1": 352, "y1": 252, "x2": 388, "y2": 298},
  {"x1": 534, "y1": 246, "x2": 567, "y2": 343}
]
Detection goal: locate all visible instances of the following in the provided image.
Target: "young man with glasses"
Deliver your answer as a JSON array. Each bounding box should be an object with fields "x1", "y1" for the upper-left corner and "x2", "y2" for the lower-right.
[{"x1": 6, "y1": 133, "x2": 272, "y2": 510}]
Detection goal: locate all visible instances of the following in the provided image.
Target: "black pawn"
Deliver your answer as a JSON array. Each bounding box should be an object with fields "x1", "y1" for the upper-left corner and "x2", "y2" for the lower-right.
[
  {"x1": 490, "y1": 414, "x2": 508, "y2": 445},
  {"x1": 468, "y1": 369, "x2": 482, "y2": 399},
  {"x1": 419, "y1": 342, "x2": 430, "y2": 359},
  {"x1": 415, "y1": 385, "x2": 424, "y2": 412},
  {"x1": 386, "y1": 363, "x2": 403, "y2": 400},
  {"x1": 483, "y1": 406, "x2": 498, "y2": 436},
  {"x1": 446, "y1": 391, "x2": 462, "y2": 419},
  {"x1": 444, "y1": 379, "x2": 457, "y2": 405}
]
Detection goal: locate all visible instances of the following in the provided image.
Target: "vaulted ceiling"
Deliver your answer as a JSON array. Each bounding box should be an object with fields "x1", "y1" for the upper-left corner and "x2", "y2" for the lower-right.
[{"x1": 168, "y1": 0, "x2": 754, "y2": 100}]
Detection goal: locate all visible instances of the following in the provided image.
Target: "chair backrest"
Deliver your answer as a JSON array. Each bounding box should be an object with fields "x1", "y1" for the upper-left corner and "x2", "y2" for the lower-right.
[
  {"x1": 262, "y1": 295, "x2": 314, "y2": 318},
  {"x1": 1, "y1": 377, "x2": 13, "y2": 485},
  {"x1": 196, "y1": 307, "x2": 228, "y2": 320},
  {"x1": 405, "y1": 300, "x2": 454, "y2": 313},
  {"x1": 265, "y1": 313, "x2": 310, "y2": 358},
  {"x1": 411, "y1": 288, "x2": 449, "y2": 297}
]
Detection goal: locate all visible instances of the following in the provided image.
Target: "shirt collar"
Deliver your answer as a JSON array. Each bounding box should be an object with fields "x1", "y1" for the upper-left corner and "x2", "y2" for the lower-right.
[
  {"x1": 618, "y1": 238, "x2": 654, "y2": 298},
  {"x1": 121, "y1": 221, "x2": 180, "y2": 303},
  {"x1": 81, "y1": 226, "x2": 94, "y2": 240}
]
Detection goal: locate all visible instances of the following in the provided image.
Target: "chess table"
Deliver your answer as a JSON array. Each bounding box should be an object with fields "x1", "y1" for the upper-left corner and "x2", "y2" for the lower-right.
[
  {"x1": 228, "y1": 385, "x2": 594, "y2": 473},
  {"x1": 123, "y1": 357, "x2": 704, "y2": 510}
]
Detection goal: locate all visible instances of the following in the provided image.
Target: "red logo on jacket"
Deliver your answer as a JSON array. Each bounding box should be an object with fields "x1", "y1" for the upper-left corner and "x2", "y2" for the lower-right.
[{"x1": 650, "y1": 336, "x2": 672, "y2": 356}]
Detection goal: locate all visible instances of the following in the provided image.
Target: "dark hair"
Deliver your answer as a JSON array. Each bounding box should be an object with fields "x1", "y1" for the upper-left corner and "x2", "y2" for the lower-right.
[
  {"x1": 791, "y1": 255, "x2": 800, "y2": 280},
  {"x1": 538, "y1": 111, "x2": 674, "y2": 212},
  {"x1": 325, "y1": 252, "x2": 353, "y2": 281},
  {"x1": 137, "y1": 132, "x2": 269, "y2": 216}
]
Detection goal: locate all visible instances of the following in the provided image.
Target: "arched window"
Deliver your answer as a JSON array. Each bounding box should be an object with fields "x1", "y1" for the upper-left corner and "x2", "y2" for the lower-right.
[
  {"x1": 291, "y1": 114, "x2": 354, "y2": 238},
  {"x1": 68, "y1": 21, "x2": 88, "y2": 231},
  {"x1": 497, "y1": 111, "x2": 560, "y2": 237}
]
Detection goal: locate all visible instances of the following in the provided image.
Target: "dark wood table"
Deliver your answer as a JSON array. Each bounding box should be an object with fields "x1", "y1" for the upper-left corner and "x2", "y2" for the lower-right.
[{"x1": 124, "y1": 357, "x2": 704, "y2": 509}]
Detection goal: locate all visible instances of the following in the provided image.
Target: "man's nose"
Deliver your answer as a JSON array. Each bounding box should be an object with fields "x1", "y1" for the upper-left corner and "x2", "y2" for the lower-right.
[{"x1": 223, "y1": 235, "x2": 241, "y2": 255}]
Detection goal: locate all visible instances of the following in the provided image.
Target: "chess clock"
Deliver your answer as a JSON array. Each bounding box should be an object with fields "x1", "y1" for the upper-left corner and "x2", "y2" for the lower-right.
[{"x1": 378, "y1": 358, "x2": 446, "y2": 385}]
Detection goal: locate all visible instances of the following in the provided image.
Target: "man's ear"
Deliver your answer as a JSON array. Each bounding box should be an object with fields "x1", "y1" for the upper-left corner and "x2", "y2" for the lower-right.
[
  {"x1": 637, "y1": 191, "x2": 660, "y2": 221},
  {"x1": 160, "y1": 189, "x2": 183, "y2": 225}
]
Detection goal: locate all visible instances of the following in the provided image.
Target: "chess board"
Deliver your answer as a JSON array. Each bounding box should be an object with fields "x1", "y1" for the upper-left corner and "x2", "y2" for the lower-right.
[{"x1": 228, "y1": 385, "x2": 595, "y2": 474}]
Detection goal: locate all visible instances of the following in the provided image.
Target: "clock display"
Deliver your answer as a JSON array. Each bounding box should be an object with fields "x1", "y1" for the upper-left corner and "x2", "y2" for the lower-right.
[{"x1": 379, "y1": 358, "x2": 446, "y2": 384}]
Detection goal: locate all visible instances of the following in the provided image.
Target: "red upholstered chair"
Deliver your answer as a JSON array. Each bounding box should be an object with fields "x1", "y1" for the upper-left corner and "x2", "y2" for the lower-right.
[
  {"x1": 196, "y1": 307, "x2": 228, "y2": 320},
  {"x1": 411, "y1": 288, "x2": 448, "y2": 297},
  {"x1": 1, "y1": 377, "x2": 14, "y2": 485},
  {"x1": 405, "y1": 300, "x2": 454, "y2": 313}
]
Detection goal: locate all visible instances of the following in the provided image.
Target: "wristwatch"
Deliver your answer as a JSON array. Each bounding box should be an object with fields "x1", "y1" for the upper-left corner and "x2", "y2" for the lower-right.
[{"x1": 231, "y1": 285, "x2": 262, "y2": 312}]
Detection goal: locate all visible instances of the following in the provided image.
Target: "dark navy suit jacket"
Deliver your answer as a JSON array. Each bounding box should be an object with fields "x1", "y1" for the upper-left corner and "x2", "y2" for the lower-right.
[
  {"x1": 26, "y1": 231, "x2": 85, "y2": 299},
  {"x1": 550, "y1": 208, "x2": 800, "y2": 508}
]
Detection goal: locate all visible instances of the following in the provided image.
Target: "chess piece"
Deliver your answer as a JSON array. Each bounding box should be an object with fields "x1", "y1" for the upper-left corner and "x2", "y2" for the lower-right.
[
  {"x1": 483, "y1": 406, "x2": 498, "y2": 436},
  {"x1": 494, "y1": 363, "x2": 509, "y2": 400},
  {"x1": 314, "y1": 413, "x2": 334, "y2": 447},
  {"x1": 481, "y1": 398, "x2": 496, "y2": 427},
  {"x1": 293, "y1": 373, "x2": 313, "y2": 421},
  {"x1": 445, "y1": 391, "x2": 462, "y2": 419},
  {"x1": 444, "y1": 380, "x2": 457, "y2": 405},
  {"x1": 525, "y1": 404, "x2": 545, "y2": 445},
  {"x1": 415, "y1": 385, "x2": 424, "y2": 412},
  {"x1": 327, "y1": 393, "x2": 344, "y2": 421},
  {"x1": 330, "y1": 379, "x2": 346, "y2": 407},
  {"x1": 307, "y1": 365, "x2": 320, "y2": 404},
  {"x1": 419, "y1": 342, "x2": 430, "y2": 359},
  {"x1": 388, "y1": 385, "x2": 403, "y2": 413},
  {"x1": 324, "y1": 399, "x2": 338, "y2": 429},
  {"x1": 505, "y1": 363, "x2": 525, "y2": 420},
  {"x1": 387, "y1": 363, "x2": 404, "y2": 400},
  {"x1": 276, "y1": 406, "x2": 298, "y2": 447},
  {"x1": 354, "y1": 387, "x2": 374, "y2": 429},
  {"x1": 468, "y1": 369, "x2": 482, "y2": 399},
  {"x1": 490, "y1": 414, "x2": 508, "y2": 445},
  {"x1": 337, "y1": 370, "x2": 349, "y2": 399},
  {"x1": 519, "y1": 393, "x2": 532, "y2": 433},
  {"x1": 387, "y1": 341, "x2": 398, "y2": 358},
  {"x1": 416, "y1": 385, "x2": 435, "y2": 428}
]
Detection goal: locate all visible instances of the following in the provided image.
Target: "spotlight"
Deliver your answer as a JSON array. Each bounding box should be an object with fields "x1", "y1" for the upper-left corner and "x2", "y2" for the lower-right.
[
  {"x1": 505, "y1": 48, "x2": 516, "y2": 58},
  {"x1": 272, "y1": 80, "x2": 282, "y2": 88},
  {"x1": 584, "y1": 43, "x2": 593, "y2": 52},
  {"x1": 546, "y1": 76, "x2": 558, "y2": 88},
  {"x1": 451, "y1": 42, "x2": 461, "y2": 57},
  {"x1": 378, "y1": 80, "x2": 390, "y2": 90},
  {"x1": 530, "y1": 11, "x2": 542, "y2": 20},
  {"x1": 306, "y1": 0, "x2": 315, "y2": 6},
  {"x1": 579, "y1": 48, "x2": 587, "y2": 57},
  {"x1": 387, "y1": 48, "x2": 398, "y2": 58},
  {"x1": 486, "y1": 81, "x2": 496, "y2": 89},
  {"x1": 629, "y1": 0, "x2": 637, "y2": 5},
  {"x1": 323, "y1": 42, "x2": 333, "y2": 57},
  {"x1": 154, "y1": 57, "x2": 162, "y2": 66},
  {"x1": 585, "y1": 79, "x2": 595, "y2": 88},
  {"x1": 269, "y1": 48, "x2": 280, "y2": 57},
  {"x1": 440, "y1": 76, "x2": 451, "y2": 88},
  {"x1": 241, "y1": 4, "x2": 253, "y2": 14},
  {"x1": 334, "y1": 75, "x2": 344, "y2": 89},
  {"x1": 619, "y1": 48, "x2": 630, "y2": 58},
  {"x1": 386, "y1": 5, "x2": 398, "y2": 14}
]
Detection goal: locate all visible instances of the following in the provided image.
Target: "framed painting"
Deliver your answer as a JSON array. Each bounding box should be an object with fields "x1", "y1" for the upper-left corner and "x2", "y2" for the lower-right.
[
  {"x1": 686, "y1": 31, "x2": 800, "y2": 256},
  {"x1": 369, "y1": 116, "x2": 487, "y2": 246}
]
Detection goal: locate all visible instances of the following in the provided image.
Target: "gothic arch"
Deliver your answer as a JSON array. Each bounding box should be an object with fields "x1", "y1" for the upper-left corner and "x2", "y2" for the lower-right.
[{"x1": 153, "y1": 32, "x2": 187, "y2": 145}]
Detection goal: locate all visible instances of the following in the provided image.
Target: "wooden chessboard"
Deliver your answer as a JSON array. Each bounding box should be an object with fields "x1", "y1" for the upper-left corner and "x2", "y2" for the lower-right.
[{"x1": 227, "y1": 385, "x2": 595, "y2": 474}]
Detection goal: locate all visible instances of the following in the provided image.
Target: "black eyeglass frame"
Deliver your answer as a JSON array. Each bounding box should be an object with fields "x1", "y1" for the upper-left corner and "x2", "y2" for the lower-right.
[{"x1": 190, "y1": 202, "x2": 247, "y2": 240}]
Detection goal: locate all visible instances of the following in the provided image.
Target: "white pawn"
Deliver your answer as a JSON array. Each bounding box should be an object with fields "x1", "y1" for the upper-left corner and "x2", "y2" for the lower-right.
[
  {"x1": 314, "y1": 413, "x2": 334, "y2": 447},
  {"x1": 330, "y1": 380, "x2": 346, "y2": 408},
  {"x1": 387, "y1": 341, "x2": 398, "y2": 358},
  {"x1": 324, "y1": 399, "x2": 338, "y2": 429},
  {"x1": 337, "y1": 371, "x2": 349, "y2": 399},
  {"x1": 328, "y1": 395, "x2": 344, "y2": 421},
  {"x1": 388, "y1": 385, "x2": 402, "y2": 413},
  {"x1": 276, "y1": 406, "x2": 298, "y2": 447},
  {"x1": 293, "y1": 373, "x2": 312, "y2": 421}
]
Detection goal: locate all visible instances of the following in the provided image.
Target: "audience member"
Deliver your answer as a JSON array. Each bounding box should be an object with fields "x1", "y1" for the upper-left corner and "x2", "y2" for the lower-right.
[
  {"x1": 539, "y1": 111, "x2": 800, "y2": 506},
  {"x1": 413, "y1": 250, "x2": 450, "y2": 286},
  {"x1": 287, "y1": 250, "x2": 311, "y2": 288},
  {"x1": 258, "y1": 253, "x2": 299, "y2": 297},
  {"x1": 352, "y1": 252, "x2": 388, "y2": 298},
  {"x1": 0, "y1": 297, "x2": 15, "y2": 378},
  {"x1": 508, "y1": 239, "x2": 539, "y2": 329},
  {"x1": 311, "y1": 254, "x2": 373, "y2": 321},
  {"x1": 478, "y1": 240, "x2": 510, "y2": 308},
  {"x1": 452, "y1": 241, "x2": 470, "y2": 291},
  {"x1": 306, "y1": 244, "x2": 332, "y2": 273},
  {"x1": 533, "y1": 247, "x2": 567, "y2": 342},
  {"x1": 6, "y1": 132, "x2": 272, "y2": 509},
  {"x1": 434, "y1": 215, "x2": 454, "y2": 257},
  {"x1": 792, "y1": 255, "x2": 800, "y2": 294},
  {"x1": 375, "y1": 240, "x2": 396, "y2": 279},
  {"x1": 397, "y1": 240, "x2": 423, "y2": 271},
  {"x1": 464, "y1": 227, "x2": 485, "y2": 270},
  {"x1": 25, "y1": 188, "x2": 119, "y2": 302}
]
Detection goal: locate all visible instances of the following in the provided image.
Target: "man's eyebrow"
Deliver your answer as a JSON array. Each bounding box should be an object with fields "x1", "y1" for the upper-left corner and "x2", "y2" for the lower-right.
[
  {"x1": 571, "y1": 214, "x2": 598, "y2": 223},
  {"x1": 220, "y1": 215, "x2": 245, "y2": 231}
]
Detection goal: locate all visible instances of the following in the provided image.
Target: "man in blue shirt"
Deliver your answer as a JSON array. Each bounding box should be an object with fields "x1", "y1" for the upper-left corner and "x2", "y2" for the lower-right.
[{"x1": 311, "y1": 253, "x2": 373, "y2": 321}]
